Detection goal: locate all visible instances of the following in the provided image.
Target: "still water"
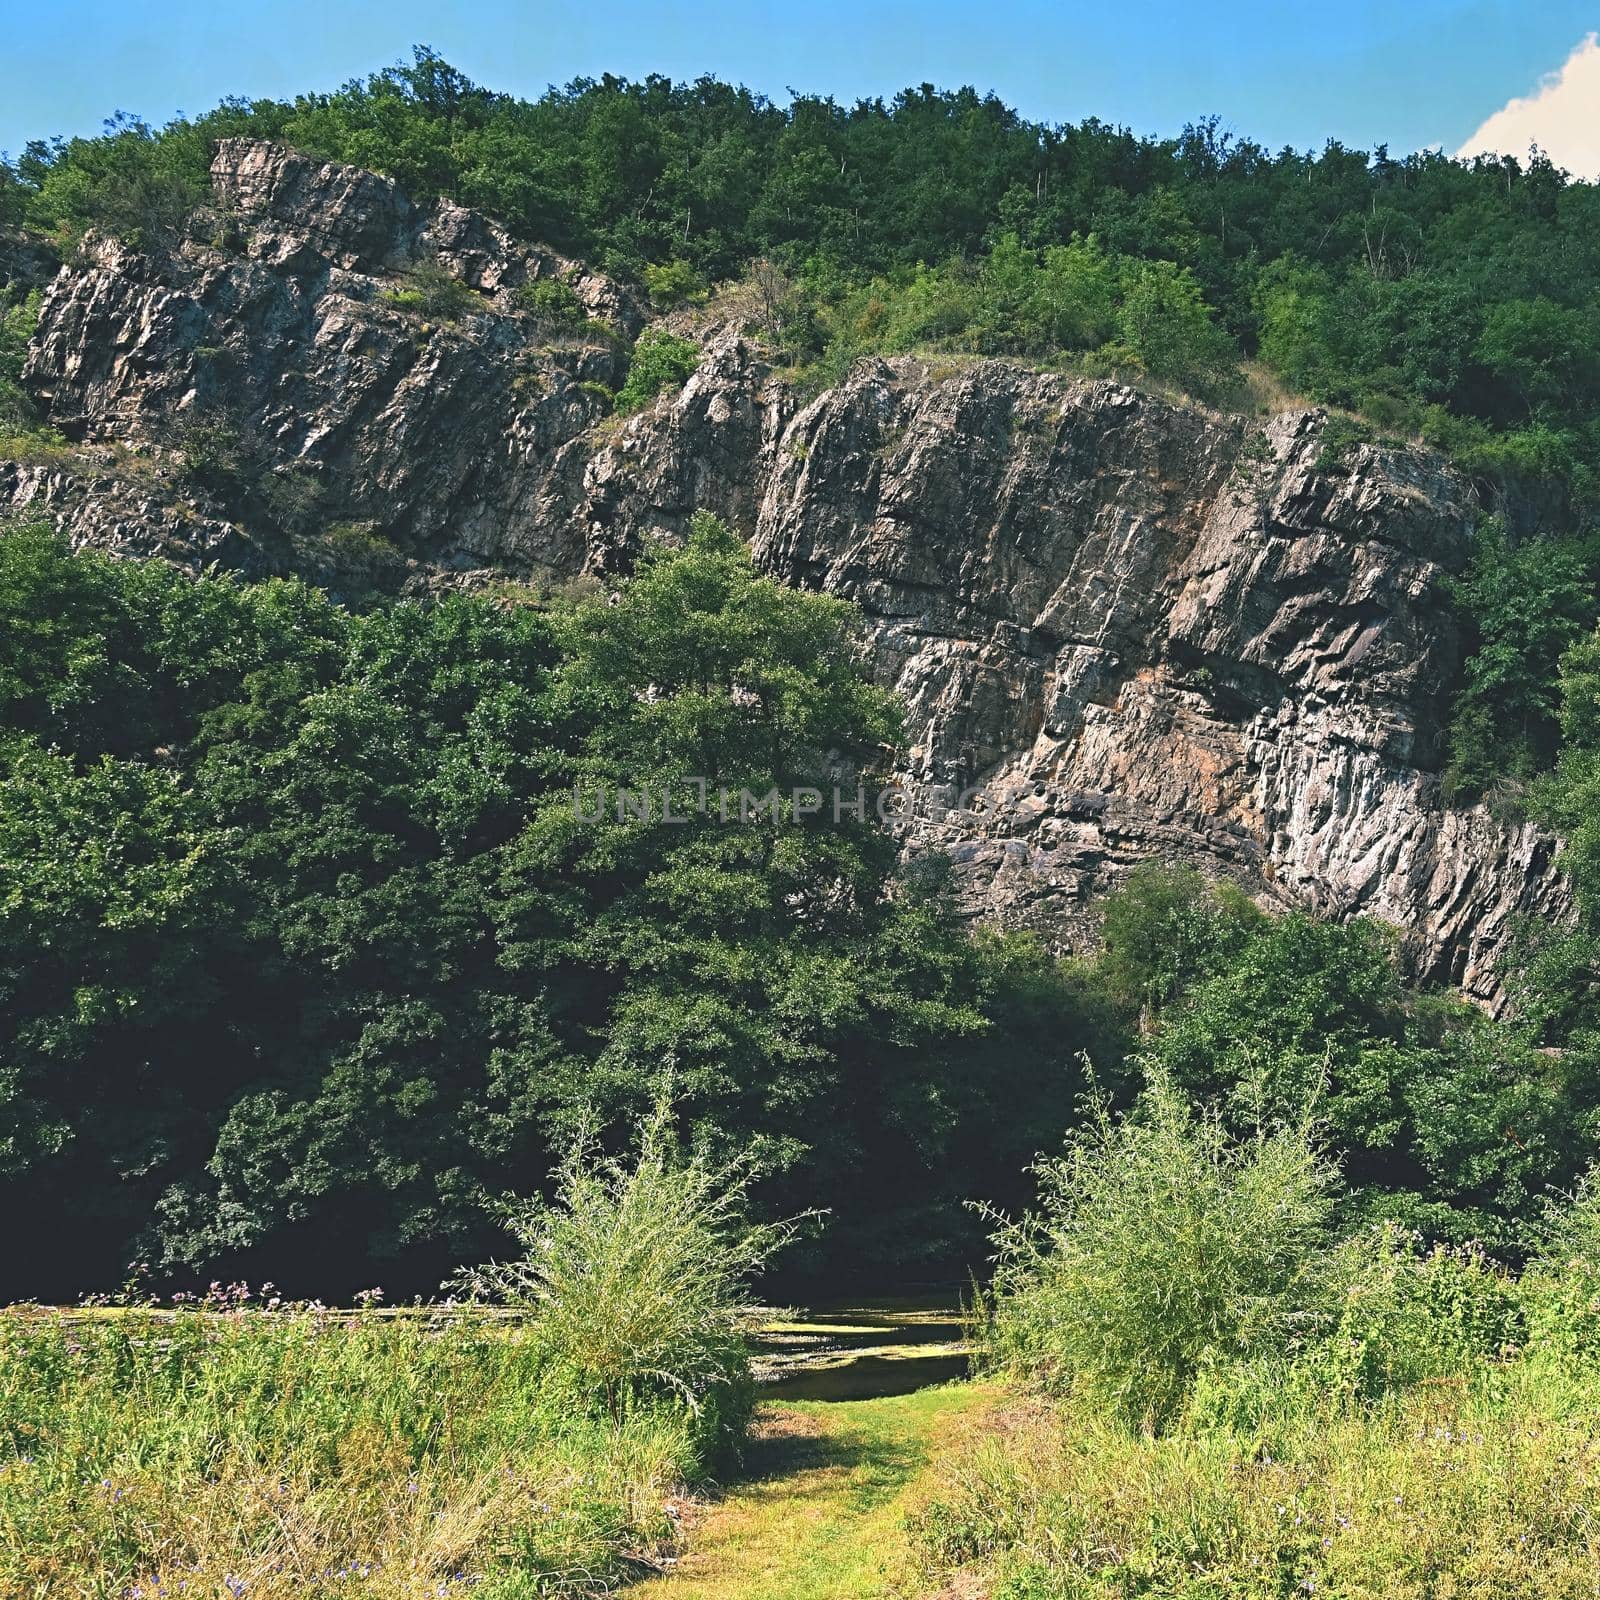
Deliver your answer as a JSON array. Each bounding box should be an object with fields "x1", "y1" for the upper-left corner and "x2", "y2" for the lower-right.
[{"x1": 749, "y1": 1296, "x2": 969, "y2": 1401}]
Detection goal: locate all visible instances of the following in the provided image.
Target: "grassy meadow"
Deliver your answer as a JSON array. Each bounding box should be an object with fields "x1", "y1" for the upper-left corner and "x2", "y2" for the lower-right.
[
  {"x1": 0, "y1": 1302, "x2": 705, "y2": 1598},
  {"x1": 908, "y1": 1082, "x2": 1600, "y2": 1599},
  {"x1": 0, "y1": 1113, "x2": 777, "y2": 1599},
  {"x1": 11, "y1": 1086, "x2": 1600, "y2": 1597}
]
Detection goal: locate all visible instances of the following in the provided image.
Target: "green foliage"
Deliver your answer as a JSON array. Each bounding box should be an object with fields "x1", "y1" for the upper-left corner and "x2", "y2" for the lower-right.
[
  {"x1": 1530, "y1": 626, "x2": 1600, "y2": 936},
  {"x1": 1062, "y1": 865, "x2": 1593, "y2": 1254},
  {"x1": 0, "y1": 292, "x2": 35, "y2": 429},
  {"x1": 0, "y1": 290, "x2": 66, "y2": 457},
  {"x1": 175, "y1": 415, "x2": 246, "y2": 491},
  {"x1": 14, "y1": 111, "x2": 216, "y2": 249},
  {"x1": 513, "y1": 277, "x2": 580, "y2": 322},
  {"x1": 1445, "y1": 519, "x2": 1600, "y2": 799},
  {"x1": 0, "y1": 520, "x2": 1105, "y2": 1297},
  {"x1": 1092, "y1": 861, "x2": 1262, "y2": 1018},
  {"x1": 644, "y1": 259, "x2": 709, "y2": 310},
  {"x1": 981, "y1": 1077, "x2": 1335, "y2": 1431},
  {"x1": 511, "y1": 275, "x2": 587, "y2": 331},
  {"x1": 1145, "y1": 910, "x2": 1581, "y2": 1248},
  {"x1": 1111, "y1": 257, "x2": 1239, "y2": 399},
  {"x1": 453, "y1": 1102, "x2": 790, "y2": 1438},
  {"x1": 614, "y1": 326, "x2": 699, "y2": 413},
  {"x1": 923, "y1": 1124, "x2": 1600, "y2": 1599},
  {"x1": 1477, "y1": 295, "x2": 1600, "y2": 419},
  {"x1": 380, "y1": 259, "x2": 478, "y2": 320},
  {"x1": 1312, "y1": 411, "x2": 1375, "y2": 472},
  {"x1": 794, "y1": 233, "x2": 1242, "y2": 398},
  {"x1": 10, "y1": 51, "x2": 1600, "y2": 486},
  {"x1": 1301, "y1": 1225, "x2": 1524, "y2": 1401}
]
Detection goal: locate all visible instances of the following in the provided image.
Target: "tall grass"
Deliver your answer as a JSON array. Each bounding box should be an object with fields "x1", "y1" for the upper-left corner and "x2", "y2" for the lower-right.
[
  {"x1": 979, "y1": 1077, "x2": 1334, "y2": 1431},
  {"x1": 920, "y1": 1097, "x2": 1600, "y2": 1598},
  {"x1": 453, "y1": 1104, "x2": 807, "y2": 1448},
  {"x1": 912, "y1": 1368, "x2": 1600, "y2": 1600},
  {"x1": 0, "y1": 1110, "x2": 787, "y2": 1597},
  {"x1": 0, "y1": 1303, "x2": 698, "y2": 1598}
]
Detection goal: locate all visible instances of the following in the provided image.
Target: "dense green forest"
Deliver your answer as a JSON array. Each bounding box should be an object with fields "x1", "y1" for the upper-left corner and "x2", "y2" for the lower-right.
[
  {"x1": 4, "y1": 47, "x2": 1600, "y2": 494},
  {"x1": 5, "y1": 523, "x2": 1600, "y2": 1298}
]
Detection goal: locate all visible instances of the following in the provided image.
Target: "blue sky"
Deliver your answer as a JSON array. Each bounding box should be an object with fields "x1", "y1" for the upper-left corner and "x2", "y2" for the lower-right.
[{"x1": 3, "y1": 0, "x2": 1597, "y2": 165}]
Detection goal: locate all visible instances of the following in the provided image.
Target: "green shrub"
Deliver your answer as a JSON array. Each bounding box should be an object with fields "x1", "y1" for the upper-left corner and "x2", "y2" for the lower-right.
[
  {"x1": 1115, "y1": 258, "x2": 1239, "y2": 401},
  {"x1": 644, "y1": 259, "x2": 708, "y2": 310},
  {"x1": 1444, "y1": 519, "x2": 1599, "y2": 800},
  {"x1": 614, "y1": 327, "x2": 700, "y2": 413},
  {"x1": 1313, "y1": 412, "x2": 1375, "y2": 473},
  {"x1": 175, "y1": 416, "x2": 246, "y2": 492},
  {"x1": 324, "y1": 519, "x2": 394, "y2": 560},
  {"x1": 981, "y1": 1077, "x2": 1335, "y2": 1430},
  {"x1": 380, "y1": 260, "x2": 478, "y2": 321},
  {"x1": 1093, "y1": 860, "x2": 1263, "y2": 1018},
  {"x1": 512, "y1": 276, "x2": 587, "y2": 330},
  {"x1": 0, "y1": 291, "x2": 67, "y2": 458},
  {"x1": 1300, "y1": 1225, "x2": 1524, "y2": 1401},
  {"x1": 452, "y1": 1103, "x2": 801, "y2": 1452},
  {"x1": 1517, "y1": 1166, "x2": 1600, "y2": 1360}
]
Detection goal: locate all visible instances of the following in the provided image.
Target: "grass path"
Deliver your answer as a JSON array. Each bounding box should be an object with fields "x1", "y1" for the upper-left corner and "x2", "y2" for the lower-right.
[{"x1": 630, "y1": 1383, "x2": 994, "y2": 1600}]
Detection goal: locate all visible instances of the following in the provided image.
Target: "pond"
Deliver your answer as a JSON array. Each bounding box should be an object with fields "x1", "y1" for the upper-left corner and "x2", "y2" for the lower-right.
[{"x1": 748, "y1": 1294, "x2": 969, "y2": 1401}]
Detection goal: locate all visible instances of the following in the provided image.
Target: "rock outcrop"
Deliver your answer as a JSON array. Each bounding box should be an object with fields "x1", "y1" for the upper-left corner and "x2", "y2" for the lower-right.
[
  {"x1": 10, "y1": 140, "x2": 645, "y2": 581},
  {"x1": 1, "y1": 141, "x2": 1571, "y2": 1004},
  {"x1": 749, "y1": 365, "x2": 1569, "y2": 1001}
]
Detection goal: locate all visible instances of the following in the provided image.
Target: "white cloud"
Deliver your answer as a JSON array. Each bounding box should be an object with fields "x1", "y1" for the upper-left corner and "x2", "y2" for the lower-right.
[{"x1": 1456, "y1": 33, "x2": 1600, "y2": 180}]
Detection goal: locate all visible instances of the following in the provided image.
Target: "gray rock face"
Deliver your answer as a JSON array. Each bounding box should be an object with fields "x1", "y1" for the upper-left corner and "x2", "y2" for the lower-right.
[
  {"x1": 13, "y1": 140, "x2": 643, "y2": 578},
  {"x1": 745, "y1": 365, "x2": 1570, "y2": 1002},
  {"x1": 3, "y1": 141, "x2": 1571, "y2": 1005}
]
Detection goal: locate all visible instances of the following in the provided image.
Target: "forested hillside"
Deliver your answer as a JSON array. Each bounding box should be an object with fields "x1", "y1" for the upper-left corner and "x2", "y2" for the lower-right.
[
  {"x1": 3, "y1": 51, "x2": 1600, "y2": 1303},
  {"x1": 5, "y1": 46, "x2": 1600, "y2": 494}
]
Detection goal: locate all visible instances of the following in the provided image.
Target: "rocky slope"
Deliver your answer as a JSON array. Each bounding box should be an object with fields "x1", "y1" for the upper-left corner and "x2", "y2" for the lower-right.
[{"x1": 1, "y1": 140, "x2": 1570, "y2": 1004}]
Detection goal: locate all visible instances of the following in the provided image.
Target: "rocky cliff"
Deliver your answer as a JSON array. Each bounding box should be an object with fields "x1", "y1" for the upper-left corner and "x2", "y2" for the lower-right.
[{"x1": 2, "y1": 140, "x2": 1570, "y2": 1004}]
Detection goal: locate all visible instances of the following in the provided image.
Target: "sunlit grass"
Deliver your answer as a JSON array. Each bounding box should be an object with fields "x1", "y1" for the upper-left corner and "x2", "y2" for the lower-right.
[
  {"x1": 0, "y1": 1301, "x2": 699, "y2": 1598},
  {"x1": 630, "y1": 1385, "x2": 993, "y2": 1600}
]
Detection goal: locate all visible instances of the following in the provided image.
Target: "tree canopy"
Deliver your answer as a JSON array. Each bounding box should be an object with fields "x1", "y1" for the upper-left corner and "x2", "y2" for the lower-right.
[{"x1": 6, "y1": 49, "x2": 1600, "y2": 493}]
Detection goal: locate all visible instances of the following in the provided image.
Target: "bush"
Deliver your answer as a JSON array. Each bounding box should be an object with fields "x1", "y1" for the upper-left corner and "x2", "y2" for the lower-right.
[
  {"x1": 924, "y1": 1156, "x2": 1600, "y2": 1598},
  {"x1": 1115, "y1": 258, "x2": 1239, "y2": 401},
  {"x1": 512, "y1": 276, "x2": 588, "y2": 331},
  {"x1": 1517, "y1": 1166, "x2": 1600, "y2": 1360},
  {"x1": 1302, "y1": 1225, "x2": 1524, "y2": 1401},
  {"x1": 0, "y1": 291, "x2": 66, "y2": 457},
  {"x1": 1092, "y1": 860, "x2": 1263, "y2": 1019},
  {"x1": 981, "y1": 1077, "x2": 1335, "y2": 1430},
  {"x1": 175, "y1": 415, "x2": 247, "y2": 492},
  {"x1": 1444, "y1": 519, "x2": 1599, "y2": 799},
  {"x1": 452, "y1": 1104, "x2": 803, "y2": 1452},
  {"x1": 380, "y1": 260, "x2": 478, "y2": 321},
  {"x1": 644, "y1": 259, "x2": 708, "y2": 310},
  {"x1": 614, "y1": 327, "x2": 699, "y2": 413}
]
